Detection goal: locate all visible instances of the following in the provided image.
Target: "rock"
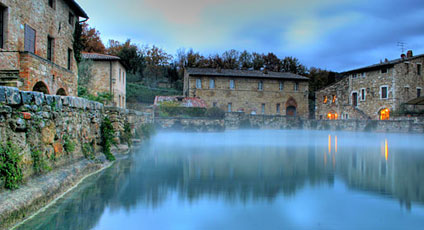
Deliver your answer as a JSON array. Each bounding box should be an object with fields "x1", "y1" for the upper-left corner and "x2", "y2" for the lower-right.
[
  {"x1": 33, "y1": 92, "x2": 45, "y2": 105},
  {"x1": 10, "y1": 118, "x2": 26, "y2": 132},
  {"x1": 0, "y1": 86, "x2": 6, "y2": 103},
  {"x1": 0, "y1": 105, "x2": 12, "y2": 113},
  {"x1": 45, "y1": 95, "x2": 55, "y2": 105},
  {"x1": 41, "y1": 121, "x2": 56, "y2": 144},
  {"x1": 5, "y1": 87, "x2": 22, "y2": 105},
  {"x1": 20, "y1": 91, "x2": 34, "y2": 104}
]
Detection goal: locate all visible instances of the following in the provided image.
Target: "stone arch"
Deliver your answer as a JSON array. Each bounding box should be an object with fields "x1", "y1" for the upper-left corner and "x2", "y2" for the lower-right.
[
  {"x1": 285, "y1": 97, "x2": 297, "y2": 117},
  {"x1": 56, "y1": 88, "x2": 67, "y2": 96},
  {"x1": 327, "y1": 110, "x2": 338, "y2": 120},
  {"x1": 378, "y1": 108, "x2": 390, "y2": 120},
  {"x1": 32, "y1": 81, "x2": 50, "y2": 94}
]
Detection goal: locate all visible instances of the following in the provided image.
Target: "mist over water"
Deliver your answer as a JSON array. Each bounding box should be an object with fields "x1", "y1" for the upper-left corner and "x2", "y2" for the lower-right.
[{"x1": 16, "y1": 130, "x2": 424, "y2": 230}]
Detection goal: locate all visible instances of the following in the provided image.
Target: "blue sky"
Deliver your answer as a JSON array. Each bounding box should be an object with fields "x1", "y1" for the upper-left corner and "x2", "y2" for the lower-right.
[{"x1": 78, "y1": 0, "x2": 424, "y2": 72}]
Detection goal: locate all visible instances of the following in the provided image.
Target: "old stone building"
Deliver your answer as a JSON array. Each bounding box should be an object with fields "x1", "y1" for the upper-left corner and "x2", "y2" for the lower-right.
[
  {"x1": 184, "y1": 68, "x2": 309, "y2": 117},
  {"x1": 0, "y1": 0, "x2": 88, "y2": 96},
  {"x1": 82, "y1": 52, "x2": 127, "y2": 108},
  {"x1": 316, "y1": 51, "x2": 424, "y2": 120}
]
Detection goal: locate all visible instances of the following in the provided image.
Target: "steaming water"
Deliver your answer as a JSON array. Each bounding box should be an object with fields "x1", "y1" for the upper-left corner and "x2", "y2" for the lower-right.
[{"x1": 16, "y1": 130, "x2": 424, "y2": 230}]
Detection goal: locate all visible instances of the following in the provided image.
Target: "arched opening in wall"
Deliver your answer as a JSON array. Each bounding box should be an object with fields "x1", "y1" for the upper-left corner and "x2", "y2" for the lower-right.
[
  {"x1": 32, "y1": 81, "x2": 49, "y2": 94},
  {"x1": 285, "y1": 97, "x2": 297, "y2": 117},
  {"x1": 327, "y1": 111, "x2": 338, "y2": 120},
  {"x1": 56, "y1": 88, "x2": 67, "y2": 96},
  {"x1": 379, "y1": 108, "x2": 390, "y2": 120}
]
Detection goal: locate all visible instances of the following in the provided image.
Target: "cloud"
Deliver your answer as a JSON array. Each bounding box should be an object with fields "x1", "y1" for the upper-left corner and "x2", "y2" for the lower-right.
[{"x1": 78, "y1": 0, "x2": 424, "y2": 71}]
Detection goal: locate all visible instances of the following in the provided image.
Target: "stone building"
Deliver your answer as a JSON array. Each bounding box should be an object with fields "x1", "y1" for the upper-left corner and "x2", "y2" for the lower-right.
[
  {"x1": 0, "y1": 0, "x2": 88, "y2": 96},
  {"x1": 82, "y1": 52, "x2": 127, "y2": 108},
  {"x1": 184, "y1": 68, "x2": 309, "y2": 117},
  {"x1": 316, "y1": 51, "x2": 424, "y2": 120}
]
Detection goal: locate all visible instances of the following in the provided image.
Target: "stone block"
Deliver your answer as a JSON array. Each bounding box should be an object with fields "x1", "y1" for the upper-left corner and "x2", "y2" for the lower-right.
[
  {"x1": 0, "y1": 105, "x2": 12, "y2": 113},
  {"x1": 20, "y1": 91, "x2": 34, "y2": 104},
  {"x1": 33, "y1": 92, "x2": 45, "y2": 105},
  {"x1": 0, "y1": 86, "x2": 7, "y2": 103},
  {"x1": 5, "y1": 87, "x2": 22, "y2": 105},
  {"x1": 45, "y1": 95, "x2": 55, "y2": 105},
  {"x1": 53, "y1": 96, "x2": 63, "y2": 111},
  {"x1": 61, "y1": 96, "x2": 70, "y2": 106}
]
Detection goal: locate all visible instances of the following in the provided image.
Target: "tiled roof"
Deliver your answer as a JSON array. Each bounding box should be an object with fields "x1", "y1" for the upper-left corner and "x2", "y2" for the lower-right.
[
  {"x1": 82, "y1": 52, "x2": 121, "y2": 61},
  {"x1": 66, "y1": 0, "x2": 88, "y2": 18},
  {"x1": 185, "y1": 68, "x2": 309, "y2": 80},
  {"x1": 341, "y1": 53, "x2": 424, "y2": 74}
]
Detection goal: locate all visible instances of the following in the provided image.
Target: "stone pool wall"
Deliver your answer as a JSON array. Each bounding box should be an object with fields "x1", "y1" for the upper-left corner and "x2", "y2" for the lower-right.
[
  {"x1": 0, "y1": 86, "x2": 152, "y2": 184},
  {"x1": 155, "y1": 112, "x2": 424, "y2": 133}
]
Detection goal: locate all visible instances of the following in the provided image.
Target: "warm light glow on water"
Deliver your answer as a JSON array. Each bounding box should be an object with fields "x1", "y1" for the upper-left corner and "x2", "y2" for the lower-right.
[{"x1": 15, "y1": 130, "x2": 424, "y2": 230}]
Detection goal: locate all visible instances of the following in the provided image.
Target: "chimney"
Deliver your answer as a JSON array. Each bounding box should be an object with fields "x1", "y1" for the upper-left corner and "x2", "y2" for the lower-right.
[
  {"x1": 407, "y1": 50, "x2": 413, "y2": 58},
  {"x1": 263, "y1": 68, "x2": 268, "y2": 74},
  {"x1": 384, "y1": 58, "x2": 389, "y2": 63},
  {"x1": 401, "y1": 54, "x2": 406, "y2": 59}
]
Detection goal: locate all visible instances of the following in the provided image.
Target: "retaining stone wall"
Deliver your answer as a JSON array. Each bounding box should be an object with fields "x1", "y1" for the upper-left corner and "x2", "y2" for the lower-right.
[{"x1": 0, "y1": 86, "x2": 152, "y2": 187}]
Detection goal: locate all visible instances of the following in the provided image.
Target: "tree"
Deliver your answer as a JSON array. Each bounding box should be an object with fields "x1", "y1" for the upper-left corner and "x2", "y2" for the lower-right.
[
  {"x1": 222, "y1": 49, "x2": 240, "y2": 69},
  {"x1": 263, "y1": 52, "x2": 281, "y2": 72},
  {"x1": 81, "y1": 22, "x2": 106, "y2": 53},
  {"x1": 73, "y1": 21, "x2": 84, "y2": 63},
  {"x1": 281, "y1": 56, "x2": 307, "y2": 75},
  {"x1": 252, "y1": 52, "x2": 265, "y2": 70},
  {"x1": 239, "y1": 50, "x2": 253, "y2": 69},
  {"x1": 143, "y1": 45, "x2": 173, "y2": 66}
]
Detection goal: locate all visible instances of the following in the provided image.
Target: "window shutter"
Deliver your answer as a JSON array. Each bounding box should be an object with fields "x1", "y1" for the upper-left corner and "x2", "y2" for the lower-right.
[{"x1": 24, "y1": 25, "x2": 35, "y2": 53}]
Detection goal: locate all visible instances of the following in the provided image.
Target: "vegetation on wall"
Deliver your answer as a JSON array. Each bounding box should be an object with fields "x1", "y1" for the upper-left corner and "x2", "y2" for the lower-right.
[
  {"x1": 82, "y1": 142, "x2": 95, "y2": 160},
  {"x1": 31, "y1": 149, "x2": 51, "y2": 175},
  {"x1": 120, "y1": 122, "x2": 133, "y2": 148},
  {"x1": 101, "y1": 117, "x2": 116, "y2": 161},
  {"x1": 0, "y1": 142, "x2": 23, "y2": 190},
  {"x1": 63, "y1": 135, "x2": 76, "y2": 154},
  {"x1": 135, "y1": 123, "x2": 156, "y2": 140},
  {"x1": 126, "y1": 83, "x2": 180, "y2": 104}
]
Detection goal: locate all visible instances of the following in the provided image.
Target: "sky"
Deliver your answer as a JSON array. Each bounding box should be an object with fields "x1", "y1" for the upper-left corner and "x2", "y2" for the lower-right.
[{"x1": 77, "y1": 0, "x2": 424, "y2": 72}]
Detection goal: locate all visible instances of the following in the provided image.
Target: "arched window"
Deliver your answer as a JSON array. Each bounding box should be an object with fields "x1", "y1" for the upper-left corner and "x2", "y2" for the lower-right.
[
  {"x1": 56, "y1": 88, "x2": 67, "y2": 96},
  {"x1": 32, "y1": 81, "x2": 49, "y2": 94},
  {"x1": 379, "y1": 108, "x2": 390, "y2": 120}
]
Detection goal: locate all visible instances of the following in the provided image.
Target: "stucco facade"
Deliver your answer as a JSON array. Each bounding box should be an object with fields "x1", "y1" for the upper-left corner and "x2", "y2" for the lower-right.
[
  {"x1": 0, "y1": 0, "x2": 87, "y2": 96},
  {"x1": 82, "y1": 53, "x2": 127, "y2": 108},
  {"x1": 184, "y1": 68, "x2": 309, "y2": 118},
  {"x1": 316, "y1": 51, "x2": 424, "y2": 120}
]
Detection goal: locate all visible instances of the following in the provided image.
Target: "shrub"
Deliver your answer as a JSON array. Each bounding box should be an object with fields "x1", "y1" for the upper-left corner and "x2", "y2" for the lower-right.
[
  {"x1": 205, "y1": 107, "x2": 225, "y2": 118},
  {"x1": 101, "y1": 116, "x2": 116, "y2": 161},
  {"x1": 31, "y1": 149, "x2": 51, "y2": 175},
  {"x1": 120, "y1": 122, "x2": 133, "y2": 147},
  {"x1": 0, "y1": 142, "x2": 23, "y2": 190},
  {"x1": 63, "y1": 135, "x2": 76, "y2": 153},
  {"x1": 82, "y1": 142, "x2": 95, "y2": 160}
]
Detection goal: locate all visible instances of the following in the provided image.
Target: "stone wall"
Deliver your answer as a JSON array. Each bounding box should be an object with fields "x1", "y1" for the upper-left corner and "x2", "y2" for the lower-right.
[
  {"x1": 155, "y1": 117, "x2": 225, "y2": 132},
  {"x1": 0, "y1": 86, "x2": 152, "y2": 186}
]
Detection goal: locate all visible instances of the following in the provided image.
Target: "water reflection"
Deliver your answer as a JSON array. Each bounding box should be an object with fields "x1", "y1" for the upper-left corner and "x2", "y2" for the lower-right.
[{"x1": 16, "y1": 130, "x2": 424, "y2": 230}]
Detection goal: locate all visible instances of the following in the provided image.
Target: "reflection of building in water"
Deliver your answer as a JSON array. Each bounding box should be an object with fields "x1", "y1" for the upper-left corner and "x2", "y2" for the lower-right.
[{"x1": 328, "y1": 135, "x2": 424, "y2": 209}]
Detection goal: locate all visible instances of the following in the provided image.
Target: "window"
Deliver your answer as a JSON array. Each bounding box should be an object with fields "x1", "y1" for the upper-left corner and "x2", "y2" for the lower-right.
[
  {"x1": 360, "y1": 88, "x2": 366, "y2": 101},
  {"x1": 119, "y1": 95, "x2": 121, "y2": 107},
  {"x1": 67, "y1": 48, "x2": 72, "y2": 70},
  {"x1": 47, "y1": 36, "x2": 54, "y2": 61},
  {"x1": 418, "y1": 64, "x2": 422, "y2": 76},
  {"x1": 276, "y1": 103, "x2": 280, "y2": 114},
  {"x1": 418, "y1": 88, "x2": 422, "y2": 98},
  {"x1": 361, "y1": 72, "x2": 366, "y2": 78},
  {"x1": 405, "y1": 63, "x2": 409, "y2": 74},
  {"x1": 213, "y1": 102, "x2": 217, "y2": 107},
  {"x1": 228, "y1": 103, "x2": 232, "y2": 112},
  {"x1": 48, "y1": 0, "x2": 55, "y2": 8},
  {"x1": 261, "y1": 103, "x2": 265, "y2": 114},
  {"x1": 230, "y1": 79, "x2": 235, "y2": 89},
  {"x1": 24, "y1": 24, "x2": 36, "y2": 53},
  {"x1": 279, "y1": 81, "x2": 284, "y2": 91},
  {"x1": 345, "y1": 114, "x2": 349, "y2": 120},
  {"x1": 0, "y1": 5, "x2": 5, "y2": 49},
  {"x1": 323, "y1": 95, "x2": 328, "y2": 104},
  {"x1": 119, "y1": 68, "x2": 121, "y2": 82},
  {"x1": 69, "y1": 12, "x2": 74, "y2": 25},
  {"x1": 294, "y1": 82, "x2": 299, "y2": 91},
  {"x1": 332, "y1": 95, "x2": 336, "y2": 104},
  {"x1": 209, "y1": 79, "x2": 215, "y2": 89},
  {"x1": 258, "y1": 81, "x2": 263, "y2": 91},
  {"x1": 381, "y1": 68, "x2": 388, "y2": 74},
  {"x1": 196, "y1": 78, "x2": 201, "y2": 89},
  {"x1": 381, "y1": 86, "x2": 388, "y2": 99}
]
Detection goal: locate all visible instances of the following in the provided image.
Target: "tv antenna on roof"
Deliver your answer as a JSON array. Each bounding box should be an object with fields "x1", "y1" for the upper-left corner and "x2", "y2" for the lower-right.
[{"x1": 397, "y1": 42, "x2": 406, "y2": 53}]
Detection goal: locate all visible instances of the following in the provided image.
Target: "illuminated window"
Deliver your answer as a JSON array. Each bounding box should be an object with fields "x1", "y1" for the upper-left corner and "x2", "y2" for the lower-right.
[
  {"x1": 380, "y1": 108, "x2": 390, "y2": 120},
  {"x1": 323, "y1": 96, "x2": 328, "y2": 104},
  {"x1": 327, "y1": 111, "x2": 338, "y2": 120},
  {"x1": 332, "y1": 95, "x2": 336, "y2": 103}
]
